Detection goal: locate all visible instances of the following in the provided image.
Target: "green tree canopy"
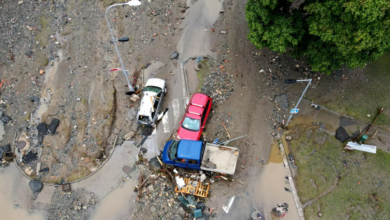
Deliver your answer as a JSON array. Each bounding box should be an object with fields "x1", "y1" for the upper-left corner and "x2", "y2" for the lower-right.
[{"x1": 245, "y1": 0, "x2": 390, "y2": 73}]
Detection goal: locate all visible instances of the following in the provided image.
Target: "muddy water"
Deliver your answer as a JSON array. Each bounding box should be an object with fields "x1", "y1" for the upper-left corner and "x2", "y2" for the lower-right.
[
  {"x1": 0, "y1": 164, "x2": 45, "y2": 220},
  {"x1": 178, "y1": 0, "x2": 222, "y2": 60},
  {"x1": 142, "y1": 61, "x2": 165, "y2": 82},
  {"x1": 185, "y1": 59, "x2": 200, "y2": 94},
  {"x1": 252, "y1": 143, "x2": 300, "y2": 220},
  {"x1": 288, "y1": 99, "x2": 340, "y2": 134},
  {"x1": 267, "y1": 140, "x2": 284, "y2": 164},
  {"x1": 90, "y1": 175, "x2": 138, "y2": 220}
]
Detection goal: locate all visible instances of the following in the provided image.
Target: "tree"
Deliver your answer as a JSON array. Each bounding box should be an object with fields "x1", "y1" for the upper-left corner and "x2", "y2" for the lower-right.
[{"x1": 245, "y1": 0, "x2": 390, "y2": 74}]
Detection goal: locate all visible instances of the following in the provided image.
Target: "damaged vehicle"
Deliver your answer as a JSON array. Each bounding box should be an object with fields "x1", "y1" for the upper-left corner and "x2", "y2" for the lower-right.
[{"x1": 136, "y1": 78, "x2": 167, "y2": 127}]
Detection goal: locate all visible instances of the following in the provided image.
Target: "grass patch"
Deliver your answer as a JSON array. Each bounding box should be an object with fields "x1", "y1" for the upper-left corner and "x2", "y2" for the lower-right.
[
  {"x1": 289, "y1": 125, "x2": 390, "y2": 219},
  {"x1": 99, "y1": 0, "x2": 122, "y2": 8},
  {"x1": 308, "y1": 53, "x2": 390, "y2": 128},
  {"x1": 61, "y1": 24, "x2": 72, "y2": 36},
  {"x1": 35, "y1": 16, "x2": 51, "y2": 47},
  {"x1": 197, "y1": 60, "x2": 211, "y2": 90},
  {"x1": 34, "y1": 51, "x2": 48, "y2": 68}
]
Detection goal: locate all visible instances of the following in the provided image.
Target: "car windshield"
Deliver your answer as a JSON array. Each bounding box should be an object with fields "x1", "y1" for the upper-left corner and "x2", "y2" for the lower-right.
[
  {"x1": 143, "y1": 86, "x2": 162, "y2": 94},
  {"x1": 182, "y1": 117, "x2": 200, "y2": 131},
  {"x1": 169, "y1": 141, "x2": 180, "y2": 160}
]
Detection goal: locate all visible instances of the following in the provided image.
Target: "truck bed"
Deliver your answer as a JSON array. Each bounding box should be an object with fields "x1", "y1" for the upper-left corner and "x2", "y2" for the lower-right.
[{"x1": 200, "y1": 143, "x2": 239, "y2": 175}]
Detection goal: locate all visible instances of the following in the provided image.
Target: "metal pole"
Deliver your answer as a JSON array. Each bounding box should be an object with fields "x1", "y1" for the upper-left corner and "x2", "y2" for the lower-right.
[
  {"x1": 285, "y1": 79, "x2": 312, "y2": 127},
  {"x1": 105, "y1": 3, "x2": 137, "y2": 95}
]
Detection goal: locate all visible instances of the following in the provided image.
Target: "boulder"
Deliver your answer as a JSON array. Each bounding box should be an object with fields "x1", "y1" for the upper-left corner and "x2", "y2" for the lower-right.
[
  {"x1": 335, "y1": 127, "x2": 349, "y2": 143},
  {"x1": 29, "y1": 180, "x2": 43, "y2": 193},
  {"x1": 48, "y1": 119, "x2": 60, "y2": 134},
  {"x1": 149, "y1": 157, "x2": 162, "y2": 171},
  {"x1": 124, "y1": 131, "x2": 135, "y2": 140}
]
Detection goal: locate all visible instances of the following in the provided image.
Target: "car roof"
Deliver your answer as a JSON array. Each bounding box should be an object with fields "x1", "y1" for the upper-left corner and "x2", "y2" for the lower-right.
[
  {"x1": 187, "y1": 105, "x2": 203, "y2": 117},
  {"x1": 145, "y1": 78, "x2": 166, "y2": 89},
  {"x1": 190, "y1": 93, "x2": 209, "y2": 108},
  {"x1": 177, "y1": 140, "x2": 203, "y2": 160},
  {"x1": 138, "y1": 92, "x2": 156, "y2": 117}
]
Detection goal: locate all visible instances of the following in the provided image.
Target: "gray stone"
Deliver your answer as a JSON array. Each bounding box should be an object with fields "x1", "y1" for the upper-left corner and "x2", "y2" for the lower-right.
[
  {"x1": 150, "y1": 206, "x2": 156, "y2": 213},
  {"x1": 124, "y1": 131, "x2": 135, "y2": 140},
  {"x1": 122, "y1": 165, "x2": 132, "y2": 174},
  {"x1": 29, "y1": 180, "x2": 43, "y2": 193},
  {"x1": 171, "y1": 215, "x2": 182, "y2": 220}
]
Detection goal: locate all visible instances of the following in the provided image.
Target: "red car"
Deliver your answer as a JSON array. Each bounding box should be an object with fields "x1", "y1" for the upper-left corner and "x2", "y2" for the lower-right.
[{"x1": 177, "y1": 93, "x2": 212, "y2": 140}]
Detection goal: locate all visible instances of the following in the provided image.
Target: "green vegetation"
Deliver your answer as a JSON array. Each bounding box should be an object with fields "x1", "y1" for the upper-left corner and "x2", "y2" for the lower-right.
[
  {"x1": 288, "y1": 126, "x2": 390, "y2": 219},
  {"x1": 308, "y1": 53, "x2": 390, "y2": 127},
  {"x1": 99, "y1": 0, "x2": 122, "y2": 8},
  {"x1": 196, "y1": 60, "x2": 211, "y2": 90},
  {"x1": 245, "y1": 0, "x2": 390, "y2": 74},
  {"x1": 35, "y1": 15, "x2": 51, "y2": 47},
  {"x1": 34, "y1": 51, "x2": 49, "y2": 68}
]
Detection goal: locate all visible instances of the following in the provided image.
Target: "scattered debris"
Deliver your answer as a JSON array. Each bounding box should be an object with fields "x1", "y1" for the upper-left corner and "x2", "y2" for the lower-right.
[
  {"x1": 272, "y1": 203, "x2": 289, "y2": 217},
  {"x1": 335, "y1": 127, "x2": 350, "y2": 143},
  {"x1": 311, "y1": 103, "x2": 321, "y2": 110},
  {"x1": 345, "y1": 142, "x2": 377, "y2": 154},
  {"x1": 170, "y1": 51, "x2": 179, "y2": 60},
  {"x1": 221, "y1": 122, "x2": 231, "y2": 139}
]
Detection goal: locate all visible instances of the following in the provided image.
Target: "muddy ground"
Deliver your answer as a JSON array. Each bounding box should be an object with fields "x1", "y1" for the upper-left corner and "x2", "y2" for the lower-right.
[{"x1": 1, "y1": 0, "x2": 390, "y2": 220}]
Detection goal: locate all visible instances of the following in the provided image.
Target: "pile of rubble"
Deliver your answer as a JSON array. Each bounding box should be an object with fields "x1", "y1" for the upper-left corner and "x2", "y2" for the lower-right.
[
  {"x1": 132, "y1": 156, "x2": 217, "y2": 220},
  {"x1": 47, "y1": 188, "x2": 98, "y2": 220},
  {"x1": 201, "y1": 72, "x2": 234, "y2": 104}
]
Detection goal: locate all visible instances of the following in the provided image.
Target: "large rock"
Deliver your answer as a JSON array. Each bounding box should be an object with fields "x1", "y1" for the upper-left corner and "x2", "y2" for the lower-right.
[
  {"x1": 124, "y1": 131, "x2": 135, "y2": 140},
  {"x1": 149, "y1": 157, "x2": 162, "y2": 171},
  {"x1": 29, "y1": 180, "x2": 43, "y2": 193},
  {"x1": 37, "y1": 123, "x2": 48, "y2": 135},
  {"x1": 48, "y1": 118, "x2": 60, "y2": 134},
  {"x1": 335, "y1": 127, "x2": 350, "y2": 143}
]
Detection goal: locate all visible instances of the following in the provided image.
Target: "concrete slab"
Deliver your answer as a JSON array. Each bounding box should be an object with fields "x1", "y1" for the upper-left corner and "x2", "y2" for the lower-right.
[{"x1": 72, "y1": 141, "x2": 139, "y2": 199}]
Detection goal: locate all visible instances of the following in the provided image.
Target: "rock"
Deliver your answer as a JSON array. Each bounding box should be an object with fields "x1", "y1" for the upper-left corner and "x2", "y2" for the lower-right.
[
  {"x1": 38, "y1": 134, "x2": 44, "y2": 144},
  {"x1": 335, "y1": 127, "x2": 349, "y2": 143},
  {"x1": 171, "y1": 215, "x2": 182, "y2": 220},
  {"x1": 150, "y1": 206, "x2": 156, "y2": 213},
  {"x1": 16, "y1": 141, "x2": 26, "y2": 149},
  {"x1": 140, "y1": 148, "x2": 147, "y2": 154},
  {"x1": 1, "y1": 115, "x2": 12, "y2": 124},
  {"x1": 170, "y1": 51, "x2": 179, "y2": 60},
  {"x1": 30, "y1": 96, "x2": 39, "y2": 103},
  {"x1": 285, "y1": 136, "x2": 292, "y2": 141},
  {"x1": 37, "y1": 123, "x2": 48, "y2": 135},
  {"x1": 124, "y1": 131, "x2": 135, "y2": 140},
  {"x1": 149, "y1": 157, "x2": 162, "y2": 171},
  {"x1": 130, "y1": 94, "x2": 140, "y2": 102},
  {"x1": 25, "y1": 167, "x2": 34, "y2": 176},
  {"x1": 47, "y1": 118, "x2": 60, "y2": 134},
  {"x1": 14, "y1": 204, "x2": 19, "y2": 209},
  {"x1": 22, "y1": 151, "x2": 38, "y2": 164},
  {"x1": 318, "y1": 212, "x2": 322, "y2": 217},
  {"x1": 122, "y1": 165, "x2": 132, "y2": 174},
  {"x1": 220, "y1": 30, "x2": 227, "y2": 34},
  {"x1": 275, "y1": 94, "x2": 289, "y2": 109},
  {"x1": 39, "y1": 69, "x2": 45, "y2": 75},
  {"x1": 0, "y1": 144, "x2": 10, "y2": 156}
]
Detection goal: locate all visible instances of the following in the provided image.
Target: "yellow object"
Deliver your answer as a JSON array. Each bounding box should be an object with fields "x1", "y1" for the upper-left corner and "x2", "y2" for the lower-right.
[{"x1": 175, "y1": 178, "x2": 210, "y2": 198}]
